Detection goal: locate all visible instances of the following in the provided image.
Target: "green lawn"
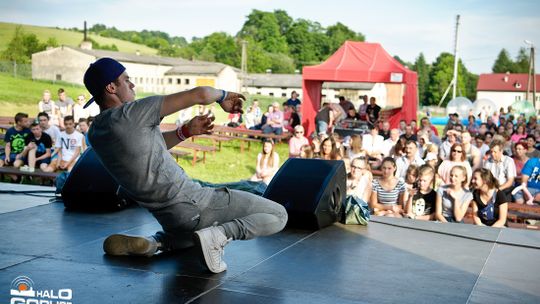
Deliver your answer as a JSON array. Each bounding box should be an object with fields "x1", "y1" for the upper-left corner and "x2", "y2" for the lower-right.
[{"x1": 0, "y1": 22, "x2": 157, "y2": 55}]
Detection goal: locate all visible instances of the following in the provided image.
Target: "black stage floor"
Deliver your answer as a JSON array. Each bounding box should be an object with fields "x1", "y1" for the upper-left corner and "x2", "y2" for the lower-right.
[{"x1": 1, "y1": 183, "x2": 540, "y2": 304}]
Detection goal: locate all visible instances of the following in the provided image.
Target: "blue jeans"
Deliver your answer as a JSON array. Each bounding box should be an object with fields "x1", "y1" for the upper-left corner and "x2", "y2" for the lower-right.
[
  {"x1": 153, "y1": 188, "x2": 288, "y2": 251},
  {"x1": 316, "y1": 120, "x2": 328, "y2": 135},
  {"x1": 262, "y1": 125, "x2": 283, "y2": 135}
]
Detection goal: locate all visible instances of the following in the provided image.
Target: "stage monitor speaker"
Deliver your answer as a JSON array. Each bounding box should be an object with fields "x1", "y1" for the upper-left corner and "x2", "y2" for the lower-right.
[
  {"x1": 263, "y1": 158, "x2": 346, "y2": 230},
  {"x1": 61, "y1": 148, "x2": 134, "y2": 211}
]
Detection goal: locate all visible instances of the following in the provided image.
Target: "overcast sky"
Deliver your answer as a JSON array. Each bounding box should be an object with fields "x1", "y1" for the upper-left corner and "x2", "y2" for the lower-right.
[{"x1": 1, "y1": 0, "x2": 539, "y2": 74}]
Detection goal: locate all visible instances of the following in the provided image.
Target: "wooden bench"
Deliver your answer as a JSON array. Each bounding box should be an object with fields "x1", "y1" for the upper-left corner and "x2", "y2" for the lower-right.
[
  {"x1": 0, "y1": 166, "x2": 59, "y2": 184},
  {"x1": 212, "y1": 125, "x2": 292, "y2": 143},
  {"x1": 168, "y1": 149, "x2": 190, "y2": 162},
  {"x1": 191, "y1": 134, "x2": 234, "y2": 151},
  {"x1": 174, "y1": 141, "x2": 217, "y2": 166}
]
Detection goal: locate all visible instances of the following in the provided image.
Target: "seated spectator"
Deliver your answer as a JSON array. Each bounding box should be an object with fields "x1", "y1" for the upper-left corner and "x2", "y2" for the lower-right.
[
  {"x1": 251, "y1": 105, "x2": 271, "y2": 130},
  {"x1": 285, "y1": 105, "x2": 301, "y2": 133},
  {"x1": 475, "y1": 134, "x2": 490, "y2": 159},
  {"x1": 514, "y1": 157, "x2": 540, "y2": 205},
  {"x1": 462, "y1": 132, "x2": 481, "y2": 170},
  {"x1": 381, "y1": 128, "x2": 400, "y2": 157},
  {"x1": 419, "y1": 117, "x2": 439, "y2": 137},
  {"x1": 513, "y1": 141, "x2": 529, "y2": 183},
  {"x1": 399, "y1": 125, "x2": 417, "y2": 142},
  {"x1": 390, "y1": 138, "x2": 406, "y2": 159},
  {"x1": 467, "y1": 115, "x2": 479, "y2": 135},
  {"x1": 320, "y1": 137, "x2": 342, "y2": 160},
  {"x1": 471, "y1": 168, "x2": 508, "y2": 227},
  {"x1": 526, "y1": 135, "x2": 540, "y2": 158},
  {"x1": 483, "y1": 140, "x2": 516, "y2": 198},
  {"x1": 347, "y1": 157, "x2": 373, "y2": 202},
  {"x1": 369, "y1": 157, "x2": 405, "y2": 217},
  {"x1": 38, "y1": 89, "x2": 58, "y2": 126},
  {"x1": 404, "y1": 165, "x2": 419, "y2": 192},
  {"x1": 398, "y1": 119, "x2": 407, "y2": 135},
  {"x1": 288, "y1": 125, "x2": 309, "y2": 158},
  {"x1": 56, "y1": 88, "x2": 74, "y2": 129},
  {"x1": 244, "y1": 106, "x2": 257, "y2": 129},
  {"x1": 19, "y1": 122, "x2": 52, "y2": 172},
  {"x1": 73, "y1": 94, "x2": 91, "y2": 122},
  {"x1": 37, "y1": 112, "x2": 61, "y2": 145},
  {"x1": 226, "y1": 112, "x2": 242, "y2": 128},
  {"x1": 435, "y1": 166, "x2": 473, "y2": 223},
  {"x1": 262, "y1": 102, "x2": 284, "y2": 135},
  {"x1": 43, "y1": 116, "x2": 84, "y2": 173},
  {"x1": 311, "y1": 136, "x2": 322, "y2": 159},
  {"x1": 511, "y1": 123, "x2": 527, "y2": 143},
  {"x1": 299, "y1": 144, "x2": 314, "y2": 159},
  {"x1": 405, "y1": 165, "x2": 437, "y2": 220},
  {"x1": 345, "y1": 108, "x2": 361, "y2": 120},
  {"x1": 0, "y1": 113, "x2": 31, "y2": 171},
  {"x1": 250, "y1": 139, "x2": 279, "y2": 184},
  {"x1": 78, "y1": 118, "x2": 90, "y2": 151},
  {"x1": 378, "y1": 121, "x2": 391, "y2": 139},
  {"x1": 395, "y1": 140, "x2": 425, "y2": 179},
  {"x1": 347, "y1": 134, "x2": 367, "y2": 160},
  {"x1": 362, "y1": 125, "x2": 384, "y2": 160},
  {"x1": 439, "y1": 130, "x2": 460, "y2": 160},
  {"x1": 437, "y1": 143, "x2": 472, "y2": 185}
]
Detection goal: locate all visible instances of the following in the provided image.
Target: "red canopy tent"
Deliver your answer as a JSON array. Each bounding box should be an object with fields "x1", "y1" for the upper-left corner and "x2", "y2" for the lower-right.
[{"x1": 302, "y1": 41, "x2": 418, "y2": 135}]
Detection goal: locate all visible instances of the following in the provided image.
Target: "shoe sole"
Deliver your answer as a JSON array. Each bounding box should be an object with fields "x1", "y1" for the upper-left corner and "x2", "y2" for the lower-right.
[
  {"x1": 194, "y1": 231, "x2": 225, "y2": 274},
  {"x1": 103, "y1": 234, "x2": 153, "y2": 257}
]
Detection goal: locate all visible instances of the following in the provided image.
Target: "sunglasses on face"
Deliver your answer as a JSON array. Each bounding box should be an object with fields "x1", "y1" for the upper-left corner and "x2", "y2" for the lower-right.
[{"x1": 451, "y1": 149, "x2": 463, "y2": 153}]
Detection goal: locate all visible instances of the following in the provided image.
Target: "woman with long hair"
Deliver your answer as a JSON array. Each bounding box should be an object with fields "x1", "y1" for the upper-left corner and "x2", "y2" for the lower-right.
[
  {"x1": 320, "y1": 137, "x2": 342, "y2": 160},
  {"x1": 470, "y1": 168, "x2": 508, "y2": 227},
  {"x1": 437, "y1": 143, "x2": 472, "y2": 185},
  {"x1": 347, "y1": 134, "x2": 367, "y2": 160},
  {"x1": 511, "y1": 123, "x2": 527, "y2": 143},
  {"x1": 513, "y1": 141, "x2": 529, "y2": 183},
  {"x1": 250, "y1": 139, "x2": 280, "y2": 184},
  {"x1": 347, "y1": 157, "x2": 373, "y2": 202},
  {"x1": 369, "y1": 157, "x2": 406, "y2": 217},
  {"x1": 435, "y1": 166, "x2": 473, "y2": 223}
]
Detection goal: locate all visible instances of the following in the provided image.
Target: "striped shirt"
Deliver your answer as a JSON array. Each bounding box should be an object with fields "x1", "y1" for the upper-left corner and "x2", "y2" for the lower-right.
[{"x1": 372, "y1": 178, "x2": 406, "y2": 205}]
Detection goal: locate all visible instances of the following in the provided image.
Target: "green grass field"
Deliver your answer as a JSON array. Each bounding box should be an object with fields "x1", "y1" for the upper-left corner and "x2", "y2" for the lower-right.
[{"x1": 0, "y1": 22, "x2": 157, "y2": 55}]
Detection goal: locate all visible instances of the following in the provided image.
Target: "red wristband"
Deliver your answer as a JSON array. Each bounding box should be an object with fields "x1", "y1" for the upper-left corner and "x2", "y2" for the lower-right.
[{"x1": 181, "y1": 124, "x2": 191, "y2": 138}]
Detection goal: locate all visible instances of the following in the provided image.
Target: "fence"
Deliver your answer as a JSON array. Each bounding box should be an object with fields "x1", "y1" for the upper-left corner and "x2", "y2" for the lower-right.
[{"x1": 0, "y1": 60, "x2": 32, "y2": 78}]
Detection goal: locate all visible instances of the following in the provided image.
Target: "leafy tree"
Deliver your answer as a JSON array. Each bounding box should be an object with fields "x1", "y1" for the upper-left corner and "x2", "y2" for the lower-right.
[
  {"x1": 46, "y1": 37, "x2": 59, "y2": 48},
  {"x1": 412, "y1": 53, "x2": 431, "y2": 106},
  {"x1": 492, "y1": 49, "x2": 515, "y2": 73},
  {"x1": 267, "y1": 53, "x2": 296, "y2": 73},
  {"x1": 274, "y1": 9, "x2": 293, "y2": 35},
  {"x1": 325, "y1": 22, "x2": 365, "y2": 54},
  {"x1": 1, "y1": 26, "x2": 46, "y2": 63},
  {"x1": 286, "y1": 19, "x2": 321, "y2": 67},
  {"x1": 426, "y1": 52, "x2": 470, "y2": 106},
  {"x1": 514, "y1": 47, "x2": 530, "y2": 73},
  {"x1": 238, "y1": 9, "x2": 289, "y2": 54}
]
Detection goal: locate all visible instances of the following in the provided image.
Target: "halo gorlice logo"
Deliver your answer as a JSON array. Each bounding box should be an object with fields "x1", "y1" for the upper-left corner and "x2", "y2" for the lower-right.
[{"x1": 10, "y1": 275, "x2": 73, "y2": 304}]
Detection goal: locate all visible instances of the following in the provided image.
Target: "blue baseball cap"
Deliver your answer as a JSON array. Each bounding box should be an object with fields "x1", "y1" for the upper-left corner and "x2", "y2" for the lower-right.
[{"x1": 83, "y1": 57, "x2": 126, "y2": 109}]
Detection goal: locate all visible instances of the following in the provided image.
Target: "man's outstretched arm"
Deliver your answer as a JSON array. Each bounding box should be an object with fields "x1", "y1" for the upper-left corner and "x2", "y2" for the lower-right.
[{"x1": 160, "y1": 86, "x2": 244, "y2": 118}]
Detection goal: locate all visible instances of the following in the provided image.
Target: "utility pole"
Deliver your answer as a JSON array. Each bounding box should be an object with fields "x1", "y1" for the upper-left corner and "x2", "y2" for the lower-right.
[
  {"x1": 241, "y1": 40, "x2": 248, "y2": 93},
  {"x1": 438, "y1": 15, "x2": 461, "y2": 106},
  {"x1": 525, "y1": 40, "x2": 537, "y2": 110}
]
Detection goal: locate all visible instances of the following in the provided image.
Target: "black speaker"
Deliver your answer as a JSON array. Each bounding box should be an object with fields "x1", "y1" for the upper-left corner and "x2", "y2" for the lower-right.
[
  {"x1": 263, "y1": 158, "x2": 346, "y2": 230},
  {"x1": 61, "y1": 148, "x2": 134, "y2": 211}
]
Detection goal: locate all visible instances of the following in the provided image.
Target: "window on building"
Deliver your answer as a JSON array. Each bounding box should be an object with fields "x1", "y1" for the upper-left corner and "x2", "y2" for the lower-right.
[
  {"x1": 177, "y1": 78, "x2": 181, "y2": 84},
  {"x1": 281, "y1": 87, "x2": 287, "y2": 90},
  {"x1": 169, "y1": 78, "x2": 172, "y2": 84},
  {"x1": 56, "y1": 74, "x2": 62, "y2": 81},
  {"x1": 269, "y1": 92, "x2": 274, "y2": 97},
  {"x1": 322, "y1": 94, "x2": 327, "y2": 98},
  {"x1": 257, "y1": 92, "x2": 261, "y2": 95},
  {"x1": 185, "y1": 79, "x2": 190, "y2": 85},
  {"x1": 256, "y1": 86, "x2": 262, "y2": 89},
  {"x1": 334, "y1": 95, "x2": 340, "y2": 99},
  {"x1": 281, "y1": 93, "x2": 287, "y2": 97}
]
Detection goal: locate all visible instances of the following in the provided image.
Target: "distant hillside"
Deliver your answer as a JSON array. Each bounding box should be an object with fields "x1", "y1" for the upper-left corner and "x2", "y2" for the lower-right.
[{"x1": 0, "y1": 22, "x2": 158, "y2": 55}]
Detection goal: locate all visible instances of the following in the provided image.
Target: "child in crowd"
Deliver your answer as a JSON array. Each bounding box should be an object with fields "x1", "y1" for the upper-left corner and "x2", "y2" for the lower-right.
[
  {"x1": 405, "y1": 165, "x2": 437, "y2": 220},
  {"x1": 470, "y1": 168, "x2": 508, "y2": 227},
  {"x1": 435, "y1": 166, "x2": 473, "y2": 223},
  {"x1": 43, "y1": 116, "x2": 84, "y2": 173},
  {"x1": 347, "y1": 157, "x2": 373, "y2": 202},
  {"x1": 250, "y1": 139, "x2": 280, "y2": 184},
  {"x1": 370, "y1": 157, "x2": 406, "y2": 217}
]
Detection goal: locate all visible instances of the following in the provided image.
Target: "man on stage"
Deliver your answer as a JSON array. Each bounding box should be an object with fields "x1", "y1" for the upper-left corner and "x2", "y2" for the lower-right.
[{"x1": 83, "y1": 58, "x2": 287, "y2": 273}]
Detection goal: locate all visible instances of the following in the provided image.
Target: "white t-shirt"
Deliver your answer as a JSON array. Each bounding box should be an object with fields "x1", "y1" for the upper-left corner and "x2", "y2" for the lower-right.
[
  {"x1": 55, "y1": 130, "x2": 84, "y2": 161},
  {"x1": 43, "y1": 124, "x2": 61, "y2": 144}
]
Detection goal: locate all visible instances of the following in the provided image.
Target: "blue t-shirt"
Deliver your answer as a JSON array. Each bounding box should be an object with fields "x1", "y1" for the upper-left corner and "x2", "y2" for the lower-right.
[
  {"x1": 5, "y1": 127, "x2": 31, "y2": 154},
  {"x1": 521, "y1": 158, "x2": 540, "y2": 190},
  {"x1": 286, "y1": 98, "x2": 301, "y2": 107}
]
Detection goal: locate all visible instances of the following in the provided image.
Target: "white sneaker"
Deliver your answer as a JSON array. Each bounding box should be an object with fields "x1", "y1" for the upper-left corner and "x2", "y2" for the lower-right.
[
  {"x1": 19, "y1": 165, "x2": 29, "y2": 172},
  {"x1": 27, "y1": 167, "x2": 35, "y2": 173},
  {"x1": 103, "y1": 234, "x2": 158, "y2": 257},
  {"x1": 194, "y1": 226, "x2": 231, "y2": 273}
]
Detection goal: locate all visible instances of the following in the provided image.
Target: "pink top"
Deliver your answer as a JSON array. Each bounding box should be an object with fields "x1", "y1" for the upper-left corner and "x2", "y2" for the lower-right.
[
  {"x1": 289, "y1": 136, "x2": 309, "y2": 157},
  {"x1": 510, "y1": 133, "x2": 527, "y2": 143}
]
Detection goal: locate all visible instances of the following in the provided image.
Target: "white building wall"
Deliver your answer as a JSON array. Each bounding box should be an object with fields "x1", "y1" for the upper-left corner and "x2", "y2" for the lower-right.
[
  {"x1": 475, "y1": 91, "x2": 538, "y2": 110},
  {"x1": 122, "y1": 62, "x2": 172, "y2": 94},
  {"x1": 215, "y1": 67, "x2": 241, "y2": 92},
  {"x1": 32, "y1": 47, "x2": 95, "y2": 85}
]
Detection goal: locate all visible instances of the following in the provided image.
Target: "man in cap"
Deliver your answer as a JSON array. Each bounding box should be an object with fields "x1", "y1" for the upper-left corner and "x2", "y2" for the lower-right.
[{"x1": 83, "y1": 58, "x2": 287, "y2": 273}]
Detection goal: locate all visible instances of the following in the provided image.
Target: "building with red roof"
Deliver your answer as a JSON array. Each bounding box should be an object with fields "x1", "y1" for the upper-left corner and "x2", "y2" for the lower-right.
[{"x1": 476, "y1": 73, "x2": 539, "y2": 110}]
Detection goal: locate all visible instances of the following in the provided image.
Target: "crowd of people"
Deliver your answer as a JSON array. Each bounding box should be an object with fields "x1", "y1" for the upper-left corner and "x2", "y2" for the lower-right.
[{"x1": 0, "y1": 88, "x2": 95, "y2": 176}]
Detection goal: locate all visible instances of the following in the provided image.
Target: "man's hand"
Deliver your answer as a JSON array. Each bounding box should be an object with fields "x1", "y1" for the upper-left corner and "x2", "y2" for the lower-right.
[
  {"x1": 186, "y1": 113, "x2": 215, "y2": 136},
  {"x1": 219, "y1": 92, "x2": 245, "y2": 114}
]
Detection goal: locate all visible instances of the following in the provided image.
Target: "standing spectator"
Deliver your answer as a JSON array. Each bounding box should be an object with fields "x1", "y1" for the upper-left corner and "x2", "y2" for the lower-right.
[
  {"x1": 38, "y1": 89, "x2": 58, "y2": 126},
  {"x1": 370, "y1": 157, "x2": 406, "y2": 217},
  {"x1": 0, "y1": 113, "x2": 31, "y2": 169},
  {"x1": 405, "y1": 165, "x2": 437, "y2": 220},
  {"x1": 483, "y1": 140, "x2": 516, "y2": 198},
  {"x1": 365, "y1": 97, "x2": 381, "y2": 125},
  {"x1": 435, "y1": 166, "x2": 473, "y2": 223},
  {"x1": 439, "y1": 130, "x2": 459, "y2": 160},
  {"x1": 526, "y1": 135, "x2": 540, "y2": 158},
  {"x1": 73, "y1": 94, "x2": 90, "y2": 122},
  {"x1": 262, "y1": 102, "x2": 284, "y2": 135},
  {"x1": 315, "y1": 102, "x2": 334, "y2": 136},
  {"x1": 320, "y1": 137, "x2": 342, "y2": 160},
  {"x1": 470, "y1": 169, "x2": 508, "y2": 227},
  {"x1": 395, "y1": 140, "x2": 425, "y2": 179},
  {"x1": 437, "y1": 143, "x2": 473, "y2": 185},
  {"x1": 286, "y1": 91, "x2": 301, "y2": 110},
  {"x1": 513, "y1": 142, "x2": 529, "y2": 183},
  {"x1": 250, "y1": 139, "x2": 279, "y2": 184},
  {"x1": 345, "y1": 108, "x2": 361, "y2": 120},
  {"x1": 37, "y1": 112, "x2": 61, "y2": 146},
  {"x1": 347, "y1": 157, "x2": 373, "y2": 202},
  {"x1": 19, "y1": 122, "x2": 52, "y2": 172},
  {"x1": 56, "y1": 88, "x2": 74, "y2": 129},
  {"x1": 338, "y1": 96, "x2": 355, "y2": 113},
  {"x1": 44, "y1": 116, "x2": 84, "y2": 172},
  {"x1": 358, "y1": 95, "x2": 368, "y2": 121},
  {"x1": 461, "y1": 132, "x2": 481, "y2": 170},
  {"x1": 288, "y1": 125, "x2": 309, "y2": 158}
]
